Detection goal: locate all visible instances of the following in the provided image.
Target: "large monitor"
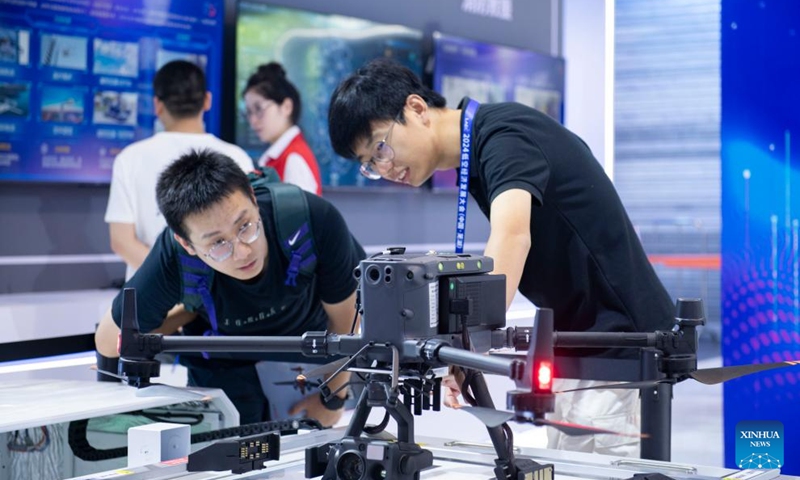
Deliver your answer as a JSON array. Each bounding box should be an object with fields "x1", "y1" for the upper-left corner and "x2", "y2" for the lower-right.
[
  {"x1": 430, "y1": 32, "x2": 565, "y2": 190},
  {"x1": 0, "y1": 0, "x2": 225, "y2": 184},
  {"x1": 235, "y1": 2, "x2": 423, "y2": 189}
]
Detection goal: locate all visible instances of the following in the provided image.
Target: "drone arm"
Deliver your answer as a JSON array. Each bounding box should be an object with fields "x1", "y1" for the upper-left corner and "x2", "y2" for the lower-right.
[
  {"x1": 552, "y1": 331, "x2": 657, "y2": 349},
  {"x1": 159, "y1": 335, "x2": 306, "y2": 353},
  {"x1": 122, "y1": 331, "x2": 342, "y2": 360},
  {"x1": 415, "y1": 340, "x2": 525, "y2": 381}
]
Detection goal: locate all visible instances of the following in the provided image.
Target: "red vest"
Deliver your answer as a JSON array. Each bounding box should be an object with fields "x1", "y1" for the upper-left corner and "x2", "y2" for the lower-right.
[{"x1": 264, "y1": 133, "x2": 323, "y2": 196}]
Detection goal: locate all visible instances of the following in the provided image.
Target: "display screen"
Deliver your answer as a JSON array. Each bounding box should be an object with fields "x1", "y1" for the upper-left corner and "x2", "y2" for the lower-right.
[
  {"x1": 0, "y1": 0, "x2": 225, "y2": 183},
  {"x1": 430, "y1": 32, "x2": 565, "y2": 190},
  {"x1": 236, "y1": 2, "x2": 423, "y2": 188}
]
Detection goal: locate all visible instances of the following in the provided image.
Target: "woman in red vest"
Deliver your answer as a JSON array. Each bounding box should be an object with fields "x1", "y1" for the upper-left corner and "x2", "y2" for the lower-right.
[{"x1": 242, "y1": 63, "x2": 322, "y2": 195}]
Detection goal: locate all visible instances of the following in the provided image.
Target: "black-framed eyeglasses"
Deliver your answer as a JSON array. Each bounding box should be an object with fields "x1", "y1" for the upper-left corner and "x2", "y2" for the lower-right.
[
  {"x1": 359, "y1": 112, "x2": 402, "y2": 180},
  {"x1": 194, "y1": 219, "x2": 262, "y2": 262}
]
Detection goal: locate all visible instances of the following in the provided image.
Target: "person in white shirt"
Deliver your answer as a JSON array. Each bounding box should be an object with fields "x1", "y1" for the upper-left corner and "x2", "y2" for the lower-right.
[
  {"x1": 105, "y1": 60, "x2": 254, "y2": 280},
  {"x1": 242, "y1": 62, "x2": 322, "y2": 195}
]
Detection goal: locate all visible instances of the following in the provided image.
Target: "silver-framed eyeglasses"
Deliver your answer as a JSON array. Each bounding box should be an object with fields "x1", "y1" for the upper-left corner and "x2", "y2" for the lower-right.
[
  {"x1": 241, "y1": 101, "x2": 275, "y2": 121},
  {"x1": 196, "y1": 219, "x2": 262, "y2": 262},
  {"x1": 360, "y1": 113, "x2": 402, "y2": 180}
]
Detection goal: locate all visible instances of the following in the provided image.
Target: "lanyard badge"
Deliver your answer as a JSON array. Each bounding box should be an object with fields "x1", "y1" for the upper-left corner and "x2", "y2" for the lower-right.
[{"x1": 455, "y1": 99, "x2": 480, "y2": 253}]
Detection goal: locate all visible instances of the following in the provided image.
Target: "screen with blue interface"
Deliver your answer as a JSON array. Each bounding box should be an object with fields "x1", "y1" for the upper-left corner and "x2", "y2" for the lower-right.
[
  {"x1": 430, "y1": 32, "x2": 565, "y2": 190},
  {"x1": 0, "y1": 0, "x2": 224, "y2": 183},
  {"x1": 236, "y1": 2, "x2": 423, "y2": 189}
]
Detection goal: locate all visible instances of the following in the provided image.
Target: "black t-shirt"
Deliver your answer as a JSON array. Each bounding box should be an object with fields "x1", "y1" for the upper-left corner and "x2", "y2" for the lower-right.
[
  {"x1": 460, "y1": 97, "x2": 674, "y2": 339},
  {"x1": 111, "y1": 189, "x2": 365, "y2": 365}
]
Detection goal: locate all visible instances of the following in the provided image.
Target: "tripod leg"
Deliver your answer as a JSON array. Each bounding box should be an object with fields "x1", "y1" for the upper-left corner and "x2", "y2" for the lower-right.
[{"x1": 344, "y1": 386, "x2": 372, "y2": 437}]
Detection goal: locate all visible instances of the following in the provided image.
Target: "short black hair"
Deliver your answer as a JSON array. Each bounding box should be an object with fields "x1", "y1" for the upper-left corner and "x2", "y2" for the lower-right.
[
  {"x1": 328, "y1": 58, "x2": 446, "y2": 160},
  {"x1": 157, "y1": 149, "x2": 253, "y2": 240},
  {"x1": 153, "y1": 60, "x2": 207, "y2": 119},
  {"x1": 244, "y1": 62, "x2": 302, "y2": 124}
]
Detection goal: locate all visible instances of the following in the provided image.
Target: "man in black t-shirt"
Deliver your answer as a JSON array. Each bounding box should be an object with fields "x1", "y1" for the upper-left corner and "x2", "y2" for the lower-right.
[
  {"x1": 95, "y1": 149, "x2": 365, "y2": 426},
  {"x1": 327, "y1": 59, "x2": 675, "y2": 456}
]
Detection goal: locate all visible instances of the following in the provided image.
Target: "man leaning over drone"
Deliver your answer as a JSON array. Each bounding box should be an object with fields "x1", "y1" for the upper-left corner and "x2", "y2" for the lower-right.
[
  {"x1": 95, "y1": 149, "x2": 365, "y2": 427},
  {"x1": 326, "y1": 58, "x2": 675, "y2": 457}
]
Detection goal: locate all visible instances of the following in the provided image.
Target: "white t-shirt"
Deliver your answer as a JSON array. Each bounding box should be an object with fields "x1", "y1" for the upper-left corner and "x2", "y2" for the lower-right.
[{"x1": 105, "y1": 132, "x2": 254, "y2": 279}]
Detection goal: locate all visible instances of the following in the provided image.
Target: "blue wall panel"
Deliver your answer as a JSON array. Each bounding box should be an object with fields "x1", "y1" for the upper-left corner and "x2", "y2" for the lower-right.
[{"x1": 721, "y1": 0, "x2": 800, "y2": 473}]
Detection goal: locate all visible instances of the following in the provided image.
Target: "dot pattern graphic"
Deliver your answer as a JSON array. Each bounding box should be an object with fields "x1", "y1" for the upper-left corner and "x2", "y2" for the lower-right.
[{"x1": 738, "y1": 453, "x2": 782, "y2": 469}]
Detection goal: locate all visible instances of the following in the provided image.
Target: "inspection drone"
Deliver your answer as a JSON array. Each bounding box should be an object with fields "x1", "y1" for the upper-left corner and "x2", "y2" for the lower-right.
[{"x1": 113, "y1": 248, "x2": 800, "y2": 480}]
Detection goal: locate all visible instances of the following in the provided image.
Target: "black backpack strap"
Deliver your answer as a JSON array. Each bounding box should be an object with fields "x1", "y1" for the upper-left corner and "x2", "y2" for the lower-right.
[
  {"x1": 172, "y1": 235, "x2": 219, "y2": 358},
  {"x1": 266, "y1": 183, "x2": 317, "y2": 287},
  {"x1": 247, "y1": 166, "x2": 281, "y2": 188}
]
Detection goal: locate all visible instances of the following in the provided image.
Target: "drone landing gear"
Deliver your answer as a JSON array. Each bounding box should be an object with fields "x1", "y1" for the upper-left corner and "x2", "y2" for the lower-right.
[
  {"x1": 305, "y1": 381, "x2": 433, "y2": 480},
  {"x1": 467, "y1": 371, "x2": 554, "y2": 480},
  {"x1": 304, "y1": 371, "x2": 554, "y2": 480}
]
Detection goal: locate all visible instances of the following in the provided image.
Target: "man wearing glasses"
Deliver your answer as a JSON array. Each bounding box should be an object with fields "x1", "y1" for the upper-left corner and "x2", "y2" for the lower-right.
[
  {"x1": 95, "y1": 149, "x2": 365, "y2": 427},
  {"x1": 327, "y1": 59, "x2": 675, "y2": 456},
  {"x1": 105, "y1": 60, "x2": 254, "y2": 281}
]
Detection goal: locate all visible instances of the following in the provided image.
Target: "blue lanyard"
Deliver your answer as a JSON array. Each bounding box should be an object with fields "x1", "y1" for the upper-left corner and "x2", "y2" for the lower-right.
[{"x1": 455, "y1": 99, "x2": 480, "y2": 253}]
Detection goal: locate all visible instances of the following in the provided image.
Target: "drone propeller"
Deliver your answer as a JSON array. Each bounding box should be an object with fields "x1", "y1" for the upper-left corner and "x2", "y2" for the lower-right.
[
  {"x1": 273, "y1": 377, "x2": 322, "y2": 395},
  {"x1": 688, "y1": 360, "x2": 800, "y2": 385},
  {"x1": 302, "y1": 357, "x2": 351, "y2": 380},
  {"x1": 93, "y1": 366, "x2": 212, "y2": 402},
  {"x1": 268, "y1": 357, "x2": 353, "y2": 396},
  {"x1": 554, "y1": 379, "x2": 675, "y2": 394},
  {"x1": 554, "y1": 360, "x2": 800, "y2": 394},
  {"x1": 134, "y1": 384, "x2": 212, "y2": 402},
  {"x1": 459, "y1": 406, "x2": 645, "y2": 438}
]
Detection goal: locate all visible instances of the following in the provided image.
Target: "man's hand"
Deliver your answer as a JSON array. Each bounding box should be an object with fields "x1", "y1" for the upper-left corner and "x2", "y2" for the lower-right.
[
  {"x1": 442, "y1": 366, "x2": 467, "y2": 408},
  {"x1": 289, "y1": 394, "x2": 344, "y2": 427},
  {"x1": 442, "y1": 375, "x2": 463, "y2": 408}
]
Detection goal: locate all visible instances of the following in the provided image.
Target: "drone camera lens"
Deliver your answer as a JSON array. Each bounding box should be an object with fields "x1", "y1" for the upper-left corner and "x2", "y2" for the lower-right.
[
  {"x1": 366, "y1": 265, "x2": 381, "y2": 284},
  {"x1": 353, "y1": 267, "x2": 362, "y2": 279},
  {"x1": 336, "y1": 452, "x2": 366, "y2": 480}
]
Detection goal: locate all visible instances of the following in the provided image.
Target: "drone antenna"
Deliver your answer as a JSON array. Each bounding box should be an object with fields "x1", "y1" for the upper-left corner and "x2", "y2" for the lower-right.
[
  {"x1": 349, "y1": 288, "x2": 361, "y2": 335},
  {"x1": 119, "y1": 289, "x2": 138, "y2": 339},
  {"x1": 530, "y1": 309, "x2": 555, "y2": 395}
]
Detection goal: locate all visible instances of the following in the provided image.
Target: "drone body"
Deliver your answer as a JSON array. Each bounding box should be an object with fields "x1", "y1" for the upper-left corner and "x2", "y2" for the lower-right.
[{"x1": 114, "y1": 250, "x2": 799, "y2": 479}]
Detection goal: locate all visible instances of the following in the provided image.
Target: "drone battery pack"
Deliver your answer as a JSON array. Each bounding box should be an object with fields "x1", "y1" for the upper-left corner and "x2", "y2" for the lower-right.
[{"x1": 439, "y1": 274, "x2": 506, "y2": 334}]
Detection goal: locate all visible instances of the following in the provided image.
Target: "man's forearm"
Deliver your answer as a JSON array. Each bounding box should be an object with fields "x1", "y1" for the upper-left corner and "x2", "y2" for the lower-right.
[
  {"x1": 484, "y1": 231, "x2": 531, "y2": 310},
  {"x1": 321, "y1": 291, "x2": 360, "y2": 399},
  {"x1": 112, "y1": 238, "x2": 150, "y2": 270},
  {"x1": 152, "y1": 305, "x2": 197, "y2": 335},
  {"x1": 109, "y1": 222, "x2": 151, "y2": 270},
  {"x1": 324, "y1": 369, "x2": 351, "y2": 399},
  {"x1": 95, "y1": 309, "x2": 121, "y2": 357}
]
